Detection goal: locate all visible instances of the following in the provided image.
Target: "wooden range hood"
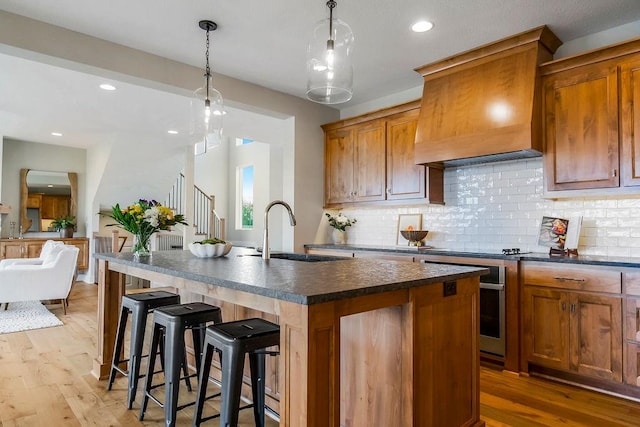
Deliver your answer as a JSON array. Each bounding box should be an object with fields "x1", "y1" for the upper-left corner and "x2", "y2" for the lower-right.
[{"x1": 414, "y1": 26, "x2": 562, "y2": 166}]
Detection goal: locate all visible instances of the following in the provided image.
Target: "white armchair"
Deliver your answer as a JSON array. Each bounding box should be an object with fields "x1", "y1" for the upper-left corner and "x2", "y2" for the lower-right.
[
  {"x1": 0, "y1": 245, "x2": 79, "y2": 314},
  {"x1": 0, "y1": 240, "x2": 65, "y2": 269}
]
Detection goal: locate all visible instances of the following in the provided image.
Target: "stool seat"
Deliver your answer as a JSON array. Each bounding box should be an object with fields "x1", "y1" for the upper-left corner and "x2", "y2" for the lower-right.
[
  {"x1": 193, "y1": 318, "x2": 280, "y2": 426},
  {"x1": 139, "y1": 302, "x2": 222, "y2": 427},
  {"x1": 107, "y1": 290, "x2": 181, "y2": 409}
]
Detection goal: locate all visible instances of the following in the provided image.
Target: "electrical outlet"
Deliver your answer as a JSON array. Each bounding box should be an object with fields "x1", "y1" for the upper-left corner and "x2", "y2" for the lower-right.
[{"x1": 443, "y1": 281, "x2": 457, "y2": 297}]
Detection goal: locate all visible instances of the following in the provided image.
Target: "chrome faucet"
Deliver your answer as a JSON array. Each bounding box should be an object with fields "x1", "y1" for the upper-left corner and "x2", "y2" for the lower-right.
[{"x1": 262, "y1": 200, "x2": 296, "y2": 260}]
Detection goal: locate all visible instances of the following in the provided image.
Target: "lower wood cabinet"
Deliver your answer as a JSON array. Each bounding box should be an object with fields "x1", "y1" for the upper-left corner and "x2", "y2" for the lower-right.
[
  {"x1": 1, "y1": 239, "x2": 43, "y2": 259},
  {"x1": 522, "y1": 262, "x2": 623, "y2": 383},
  {"x1": 0, "y1": 237, "x2": 89, "y2": 271},
  {"x1": 623, "y1": 272, "x2": 640, "y2": 387}
]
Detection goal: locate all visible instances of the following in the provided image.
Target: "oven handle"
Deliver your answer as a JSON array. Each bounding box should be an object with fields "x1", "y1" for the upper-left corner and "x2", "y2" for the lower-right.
[{"x1": 479, "y1": 282, "x2": 505, "y2": 291}]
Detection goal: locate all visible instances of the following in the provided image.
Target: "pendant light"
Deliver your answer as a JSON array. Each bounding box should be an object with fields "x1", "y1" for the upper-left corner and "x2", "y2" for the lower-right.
[
  {"x1": 190, "y1": 20, "x2": 224, "y2": 152},
  {"x1": 306, "y1": 0, "x2": 354, "y2": 104}
]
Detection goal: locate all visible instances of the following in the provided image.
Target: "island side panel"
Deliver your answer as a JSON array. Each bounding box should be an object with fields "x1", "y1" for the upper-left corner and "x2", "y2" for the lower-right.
[
  {"x1": 340, "y1": 306, "x2": 403, "y2": 425},
  {"x1": 411, "y1": 277, "x2": 483, "y2": 427},
  {"x1": 92, "y1": 259, "x2": 126, "y2": 380},
  {"x1": 278, "y1": 299, "x2": 341, "y2": 427}
]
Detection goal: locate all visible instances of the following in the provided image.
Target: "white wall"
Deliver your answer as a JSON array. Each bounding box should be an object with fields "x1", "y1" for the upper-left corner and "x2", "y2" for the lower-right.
[
  {"x1": 0, "y1": 139, "x2": 87, "y2": 238},
  {"x1": 555, "y1": 20, "x2": 640, "y2": 58},
  {"x1": 226, "y1": 141, "x2": 276, "y2": 249},
  {"x1": 327, "y1": 158, "x2": 640, "y2": 258}
]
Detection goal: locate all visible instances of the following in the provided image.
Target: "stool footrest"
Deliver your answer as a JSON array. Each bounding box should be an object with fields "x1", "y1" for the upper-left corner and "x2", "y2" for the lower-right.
[{"x1": 199, "y1": 402, "x2": 251, "y2": 424}]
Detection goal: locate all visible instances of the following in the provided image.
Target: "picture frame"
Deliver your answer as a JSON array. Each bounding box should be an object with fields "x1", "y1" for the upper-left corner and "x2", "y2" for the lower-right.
[{"x1": 396, "y1": 214, "x2": 423, "y2": 245}]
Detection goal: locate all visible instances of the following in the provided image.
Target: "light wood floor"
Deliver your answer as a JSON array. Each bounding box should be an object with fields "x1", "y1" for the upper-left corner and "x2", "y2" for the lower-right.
[{"x1": 1, "y1": 282, "x2": 640, "y2": 426}]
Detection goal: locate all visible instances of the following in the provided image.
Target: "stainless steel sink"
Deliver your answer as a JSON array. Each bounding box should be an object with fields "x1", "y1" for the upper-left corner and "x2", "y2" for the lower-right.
[{"x1": 244, "y1": 252, "x2": 346, "y2": 262}]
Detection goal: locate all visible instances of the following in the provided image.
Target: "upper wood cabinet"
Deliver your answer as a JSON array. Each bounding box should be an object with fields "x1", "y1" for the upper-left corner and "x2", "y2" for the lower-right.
[
  {"x1": 620, "y1": 58, "x2": 640, "y2": 186},
  {"x1": 387, "y1": 110, "x2": 429, "y2": 200},
  {"x1": 542, "y1": 61, "x2": 620, "y2": 190},
  {"x1": 322, "y1": 101, "x2": 444, "y2": 208},
  {"x1": 541, "y1": 37, "x2": 640, "y2": 193},
  {"x1": 324, "y1": 121, "x2": 386, "y2": 204}
]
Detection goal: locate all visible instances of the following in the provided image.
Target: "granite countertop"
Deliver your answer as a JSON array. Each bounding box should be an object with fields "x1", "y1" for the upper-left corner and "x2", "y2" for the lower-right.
[
  {"x1": 95, "y1": 247, "x2": 487, "y2": 305},
  {"x1": 305, "y1": 243, "x2": 640, "y2": 268}
]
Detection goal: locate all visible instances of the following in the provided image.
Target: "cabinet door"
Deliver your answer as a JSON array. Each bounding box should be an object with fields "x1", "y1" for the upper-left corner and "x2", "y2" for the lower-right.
[
  {"x1": 1, "y1": 241, "x2": 24, "y2": 259},
  {"x1": 25, "y1": 241, "x2": 44, "y2": 258},
  {"x1": 570, "y1": 293, "x2": 623, "y2": 382},
  {"x1": 353, "y1": 120, "x2": 385, "y2": 202},
  {"x1": 523, "y1": 286, "x2": 569, "y2": 371},
  {"x1": 67, "y1": 239, "x2": 89, "y2": 270},
  {"x1": 543, "y1": 63, "x2": 619, "y2": 190},
  {"x1": 386, "y1": 110, "x2": 426, "y2": 200},
  {"x1": 325, "y1": 128, "x2": 355, "y2": 205},
  {"x1": 620, "y1": 58, "x2": 640, "y2": 187}
]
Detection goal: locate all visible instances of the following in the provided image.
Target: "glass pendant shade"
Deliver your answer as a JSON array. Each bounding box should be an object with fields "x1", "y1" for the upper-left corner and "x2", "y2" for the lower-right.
[
  {"x1": 306, "y1": 15, "x2": 354, "y2": 104},
  {"x1": 190, "y1": 74, "x2": 223, "y2": 150}
]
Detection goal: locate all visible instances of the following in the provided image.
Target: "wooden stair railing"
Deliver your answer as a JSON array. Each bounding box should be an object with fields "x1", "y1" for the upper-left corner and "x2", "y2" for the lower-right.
[{"x1": 165, "y1": 173, "x2": 225, "y2": 240}]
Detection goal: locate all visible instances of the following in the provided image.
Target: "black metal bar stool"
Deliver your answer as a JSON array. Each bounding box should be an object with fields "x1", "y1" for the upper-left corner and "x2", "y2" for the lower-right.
[
  {"x1": 107, "y1": 290, "x2": 182, "y2": 409},
  {"x1": 193, "y1": 317, "x2": 280, "y2": 427},
  {"x1": 139, "y1": 302, "x2": 223, "y2": 427}
]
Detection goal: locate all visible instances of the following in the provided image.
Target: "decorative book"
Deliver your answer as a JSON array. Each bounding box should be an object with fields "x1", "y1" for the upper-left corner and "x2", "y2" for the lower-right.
[{"x1": 538, "y1": 216, "x2": 569, "y2": 250}]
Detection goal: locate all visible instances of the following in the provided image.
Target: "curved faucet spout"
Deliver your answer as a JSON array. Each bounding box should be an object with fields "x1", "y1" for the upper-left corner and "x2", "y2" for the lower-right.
[{"x1": 263, "y1": 200, "x2": 296, "y2": 260}]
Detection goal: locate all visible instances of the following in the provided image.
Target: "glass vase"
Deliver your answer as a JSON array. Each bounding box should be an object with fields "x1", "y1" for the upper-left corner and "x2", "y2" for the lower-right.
[
  {"x1": 333, "y1": 228, "x2": 348, "y2": 245},
  {"x1": 133, "y1": 232, "x2": 152, "y2": 259}
]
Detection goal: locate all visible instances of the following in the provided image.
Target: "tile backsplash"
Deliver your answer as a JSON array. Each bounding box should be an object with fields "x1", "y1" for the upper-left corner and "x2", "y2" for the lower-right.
[{"x1": 321, "y1": 158, "x2": 640, "y2": 257}]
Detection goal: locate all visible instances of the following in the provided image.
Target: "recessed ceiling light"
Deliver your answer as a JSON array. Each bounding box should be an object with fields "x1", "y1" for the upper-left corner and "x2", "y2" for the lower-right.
[
  {"x1": 99, "y1": 83, "x2": 116, "y2": 91},
  {"x1": 411, "y1": 20, "x2": 434, "y2": 33},
  {"x1": 51, "y1": 132, "x2": 63, "y2": 137},
  {"x1": 167, "y1": 130, "x2": 179, "y2": 135}
]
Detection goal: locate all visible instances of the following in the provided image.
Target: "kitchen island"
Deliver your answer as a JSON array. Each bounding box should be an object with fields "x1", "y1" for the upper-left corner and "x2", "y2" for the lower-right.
[{"x1": 93, "y1": 249, "x2": 487, "y2": 426}]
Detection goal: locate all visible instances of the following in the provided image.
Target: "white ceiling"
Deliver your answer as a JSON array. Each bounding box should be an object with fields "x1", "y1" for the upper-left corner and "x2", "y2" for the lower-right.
[{"x1": 1, "y1": 0, "x2": 640, "y2": 150}]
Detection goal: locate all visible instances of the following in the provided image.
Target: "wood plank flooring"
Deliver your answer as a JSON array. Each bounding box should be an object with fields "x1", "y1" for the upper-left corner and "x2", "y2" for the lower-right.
[{"x1": 1, "y1": 281, "x2": 639, "y2": 426}]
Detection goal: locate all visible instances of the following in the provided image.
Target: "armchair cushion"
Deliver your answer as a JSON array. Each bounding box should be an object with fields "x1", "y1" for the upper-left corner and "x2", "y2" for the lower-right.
[{"x1": 42, "y1": 244, "x2": 66, "y2": 267}]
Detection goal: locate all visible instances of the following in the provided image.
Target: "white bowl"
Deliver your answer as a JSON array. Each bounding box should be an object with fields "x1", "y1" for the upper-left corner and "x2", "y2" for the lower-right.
[{"x1": 188, "y1": 242, "x2": 233, "y2": 258}]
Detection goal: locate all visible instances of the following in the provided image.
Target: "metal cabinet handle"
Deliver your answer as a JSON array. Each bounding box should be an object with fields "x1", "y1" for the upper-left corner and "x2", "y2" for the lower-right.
[
  {"x1": 553, "y1": 276, "x2": 585, "y2": 282},
  {"x1": 561, "y1": 302, "x2": 567, "y2": 311},
  {"x1": 570, "y1": 303, "x2": 576, "y2": 313}
]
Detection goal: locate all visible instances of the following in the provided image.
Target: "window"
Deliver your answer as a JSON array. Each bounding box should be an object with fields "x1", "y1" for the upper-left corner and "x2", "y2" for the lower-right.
[
  {"x1": 235, "y1": 137, "x2": 254, "y2": 146},
  {"x1": 238, "y1": 165, "x2": 254, "y2": 229}
]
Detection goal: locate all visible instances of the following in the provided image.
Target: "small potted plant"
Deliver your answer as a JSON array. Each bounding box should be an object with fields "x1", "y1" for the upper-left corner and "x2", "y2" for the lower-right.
[{"x1": 51, "y1": 215, "x2": 76, "y2": 238}]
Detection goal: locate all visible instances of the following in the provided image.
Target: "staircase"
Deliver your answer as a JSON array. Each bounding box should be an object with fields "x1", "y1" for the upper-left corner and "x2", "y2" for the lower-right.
[{"x1": 165, "y1": 173, "x2": 226, "y2": 240}]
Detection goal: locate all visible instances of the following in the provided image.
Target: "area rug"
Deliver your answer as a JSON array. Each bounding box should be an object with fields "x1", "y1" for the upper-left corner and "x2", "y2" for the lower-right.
[{"x1": 0, "y1": 301, "x2": 63, "y2": 334}]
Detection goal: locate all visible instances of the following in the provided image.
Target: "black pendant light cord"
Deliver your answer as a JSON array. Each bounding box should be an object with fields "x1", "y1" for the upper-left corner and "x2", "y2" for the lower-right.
[
  {"x1": 198, "y1": 20, "x2": 218, "y2": 103},
  {"x1": 205, "y1": 27, "x2": 210, "y2": 100},
  {"x1": 327, "y1": 0, "x2": 336, "y2": 45}
]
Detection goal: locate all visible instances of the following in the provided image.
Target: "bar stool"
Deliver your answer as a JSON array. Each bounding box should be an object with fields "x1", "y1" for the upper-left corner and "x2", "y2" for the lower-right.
[
  {"x1": 107, "y1": 290, "x2": 182, "y2": 409},
  {"x1": 193, "y1": 317, "x2": 280, "y2": 427},
  {"x1": 139, "y1": 302, "x2": 223, "y2": 427}
]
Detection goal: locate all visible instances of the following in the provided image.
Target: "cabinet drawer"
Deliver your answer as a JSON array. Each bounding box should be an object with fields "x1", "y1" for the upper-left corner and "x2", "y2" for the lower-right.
[
  {"x1": 522, "y1": 263, "x2": 621, "y2": 293},
  {"x1": 624, "y1": 272, "x2": 640, "y2": 296}
]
